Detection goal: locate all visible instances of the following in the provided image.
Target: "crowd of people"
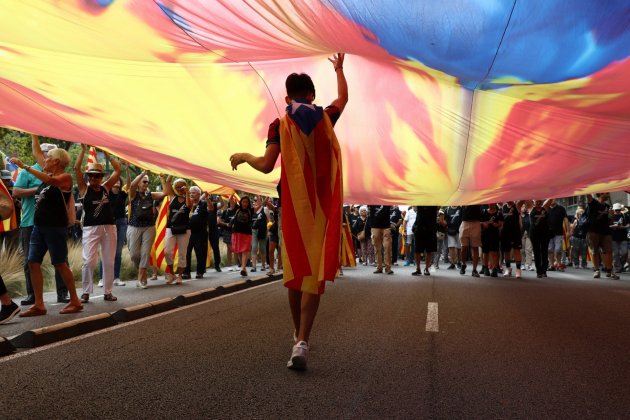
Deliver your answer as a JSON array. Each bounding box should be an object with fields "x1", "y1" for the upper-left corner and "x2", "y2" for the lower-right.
[
  {"x1": 346, "y1": 199, "x2": 630, "y2": 280},
  {"x1": 0, "y1": 135, "x2": 283, "y2": 322}
]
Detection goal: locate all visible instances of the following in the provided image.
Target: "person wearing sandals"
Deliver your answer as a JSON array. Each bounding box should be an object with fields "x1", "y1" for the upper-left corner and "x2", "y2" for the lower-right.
[
  {"x1": 231, "y1": 196, "x2": 254, "y2": 277},
  {"x1": 183, "y1": 186, "x2": 209, "y2": 279},
  {"x1": 128, "y1": 170, "x2": 167, "y2": 288},
  {"x1": 10, "y1": 135, "x2": 83, "y2": 316},
  {"x1": 74, "y1": 145, "x2": 122, "y2": 302},
  {"x1": 250, "y1": 196, "x2": 268, "y2": 273},
  {"x1": 163, "y1": 178, "x2": 192, "y2": 285}
]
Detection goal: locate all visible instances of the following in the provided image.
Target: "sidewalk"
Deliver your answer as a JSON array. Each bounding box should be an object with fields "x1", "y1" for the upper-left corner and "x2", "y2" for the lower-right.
[{"x1": 0, "y1": 267, "x2": 282, "y2": 348}]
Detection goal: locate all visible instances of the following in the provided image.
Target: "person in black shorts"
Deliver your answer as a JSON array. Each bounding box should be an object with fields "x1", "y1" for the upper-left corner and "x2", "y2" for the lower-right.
[
  {"x1": 501, "y1": 201, "x2": 524, "y2": 278},
  {"x1": 481, "y1": 204, "x2": 503, "y2": 277},
  {"x1": 412, "y1": 206, "x2": 438, "y2": 276}
]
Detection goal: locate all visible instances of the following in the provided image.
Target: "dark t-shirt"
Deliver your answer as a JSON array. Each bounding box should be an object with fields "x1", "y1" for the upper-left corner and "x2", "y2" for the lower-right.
[
  {"x1": 573, "y1": 214, "x2": 588, "y2": 239},
  {"x1": 220, "y1": 206, "x2": 237, "y2": 235},
  {"x1": 265, "y1": 104, "x2": 341, "y2": 206},
  {"x1": 462, "y1": 205, "x2": 482, "y2": 221},
  {"x1": 167, "y1": 197, "x2": 190, "y2": 229},
  {"x1": 390, "y1": 207, "x2": 403, "y2": 232},
  {"x1": 529, "y1": 207, "x2": 549, "y2": 238},
  {"x1": 82, "y1": 186, "x2": 115, "y2": 226},
  {"x1": 547, "y1": 205, "x2": 567, "y2": 236},
  {"x1": 129, "y1": 191, "x2": 154, "y2": 227},
  {"x1": 109, "y1": 189, "x2": 128, "y2": 220},
  {"x1": 207, "y1": 203, "x2": 218, "y2": 233},
  {"x1": 611, "y1": 213, "x2": 627, "y2": 242},
  {"x1": 414, "y1": 206, "x2": 438, "y2": 232},
  {"x1": 586, "y1": 199, "x2": 611, "y2": 235},
  {"x1": 521, "y1": 212, "x2": 531, "y2": 234},
  {"x1": 501, "y1": 204, "x2": 520, "y2": 233},
  {"x1": 232, "y1": 206, "x2": 253, "y2": 235},
  {"x1": 189, "y1": 200, "x2": 209, "y2": 231},
  {"x1": 252, "y1": 209, "x2": 268, "y2": 239},
  {"x1": 368, "y1": 205, "x2": 392, "y2": 229},
  {"x1": 481, "y1": 208, "x2": 503, "y2": 239},
  {"x1": 445, "y1": 206, "x2": 463, "y2": 235},
  {"x1": 34, "y1": 183, "x2": 69, "y2": 227}
]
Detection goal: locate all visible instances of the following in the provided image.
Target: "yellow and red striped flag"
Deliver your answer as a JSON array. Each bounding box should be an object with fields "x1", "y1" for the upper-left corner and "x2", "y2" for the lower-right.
[
  {"x1": 279, "y1": 104, "x2": 343, "y2": 295},
  {"x1": 150, "y1": 196, "x2": 178, "y2": 272},
  {"x1": 0, "y1": 181, "x2": 17, "y2": 232},
  {"x1": 85, "y1": 146, "x2": 98, "y2": 170},
  {"x1": 341, "y1": 213, "x2": 357, "y2": 268}
]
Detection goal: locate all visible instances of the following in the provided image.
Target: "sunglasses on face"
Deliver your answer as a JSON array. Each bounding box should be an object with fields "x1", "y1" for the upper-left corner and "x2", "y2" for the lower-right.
[
  {"x1": 141, "y1": 181, "x2": 149, "y2": 184},
  {"x1": 88, "y1": 174, "x2": 103, "y2": 179}
]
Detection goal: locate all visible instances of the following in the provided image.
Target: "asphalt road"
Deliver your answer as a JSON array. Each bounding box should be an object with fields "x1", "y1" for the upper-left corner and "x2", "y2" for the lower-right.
[{"x1": 1, "y1": 264, "x2": 629, "y2": 419}]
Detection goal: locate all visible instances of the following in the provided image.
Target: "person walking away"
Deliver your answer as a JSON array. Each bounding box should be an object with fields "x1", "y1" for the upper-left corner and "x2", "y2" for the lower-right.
[{"x1": 229, "y1": 53, "x2": 347, "y2": 370}]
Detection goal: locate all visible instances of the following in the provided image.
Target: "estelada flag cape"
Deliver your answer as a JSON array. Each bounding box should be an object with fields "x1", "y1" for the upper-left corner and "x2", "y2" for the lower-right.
[{"x1": 279, "y1": 102, "x2": 343, "y2": 295}]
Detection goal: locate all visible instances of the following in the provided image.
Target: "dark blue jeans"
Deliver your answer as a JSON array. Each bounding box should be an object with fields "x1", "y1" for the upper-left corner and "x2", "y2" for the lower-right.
[{"x1": 21, "y1": 226, "x2": 68, "y2": 299}]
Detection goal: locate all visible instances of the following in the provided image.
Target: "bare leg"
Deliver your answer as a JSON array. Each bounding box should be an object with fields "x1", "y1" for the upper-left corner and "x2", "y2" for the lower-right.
[
  {"x1": 425, "y1": 252, "x2": 433, "y2": 271},
  {"x1": 268, "y1": 242, "x2": 276, "y2": 271},
  {"x1": 28, "y1": 262, "x2": 46, "y2": 311},
  {"x1": 288, "y1": 289, "x2": 302, "y2": 334},
  {"x1": 54, "y1": 262, "x2": 81, "y2": 306}
]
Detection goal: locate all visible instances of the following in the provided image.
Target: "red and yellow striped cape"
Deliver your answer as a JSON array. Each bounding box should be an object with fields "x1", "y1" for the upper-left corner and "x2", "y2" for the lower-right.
[
  {"x1": 279, "y1": 104, "x2": 343, "y2": 295},
  {"x1": 0, "y1": 181, "x2": 17, "y2": 232}
]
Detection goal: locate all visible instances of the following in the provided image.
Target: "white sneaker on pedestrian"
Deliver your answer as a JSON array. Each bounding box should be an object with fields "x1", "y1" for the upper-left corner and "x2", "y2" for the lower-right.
[
  {"x1": 528, "y1": 265, "x2": 535, "y2": 271},
  {"x1": 97, "y1": 279, "x2": 104, "y2": 287},
  {"x1": 113, "y1": 279, "x2": 126, "y2": 286},
  {"x1": 429, "y1": 266, "x2": 436, "y2": 273},
  {"x1": 287, "y1": 341, "x2": 309, "y2": 370},
  {"x1": 503, "y1": 268, "x2": 512, "y2": 278},
  {"x1": 593, "y1": 270, "x2": 600, "y2": 279}
]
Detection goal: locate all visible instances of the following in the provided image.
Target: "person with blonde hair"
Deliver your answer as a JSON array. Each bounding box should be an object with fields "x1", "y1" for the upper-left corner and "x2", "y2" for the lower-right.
[
  {"x1": 163, "y1": 177, "x2": 192, "y2": 284},
  {"x1": 128, "y1": 170, "x2": 167, "y2": 288},
  {"x1": 10, "y1": 135, "x2": 83, "y2": 316}
]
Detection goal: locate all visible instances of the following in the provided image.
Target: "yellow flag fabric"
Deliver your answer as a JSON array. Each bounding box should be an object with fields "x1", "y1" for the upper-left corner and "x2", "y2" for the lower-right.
[{"x1": 1, "y1": 1, "x2": 630, "y2": 204}]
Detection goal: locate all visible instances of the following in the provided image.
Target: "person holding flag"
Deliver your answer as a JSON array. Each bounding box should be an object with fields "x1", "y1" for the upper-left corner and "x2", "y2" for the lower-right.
[{"x1": 230, "y1": 53, "x2": 348, "y2": 370}]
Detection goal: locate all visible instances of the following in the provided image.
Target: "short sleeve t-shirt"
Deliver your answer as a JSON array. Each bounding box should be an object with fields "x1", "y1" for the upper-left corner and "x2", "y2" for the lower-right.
[
  {"x1": 547, "y1": 205, "x2": 567, "y2": 236},
  {"x1": 445, "y1": 206, "x2": 463, "y2": 235},
  {"x1": 13, "y1": 163, "x2": 43, "y2": 228},
  {"x1": 462, "y1": 205, "x2": 482, "y2": 221},
  {"x1": 414, "y1": 206, "x2": 438, "y2": 232},
  {"x1": 189, "y1": 201, "x2": 209, "y2": 231},
  {"x1": 611, "y1": 212, "x2": 627, "y2": 242},
  {"x1": 481, "y1": 208, "x2": 503, "y2": 238},
  {"x1": 501, "y1": 204, "x2": 520, "y2": 233},
  {"x1": 586, "y1": 199, "x2": 611, "y2": 235}
]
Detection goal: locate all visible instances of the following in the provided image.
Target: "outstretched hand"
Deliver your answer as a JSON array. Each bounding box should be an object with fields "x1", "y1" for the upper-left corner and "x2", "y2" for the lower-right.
[
  {"x1": 328, "y1": 53, "x2": 345, "y2": 70},
  {"x1": 230, "y1": 153, "x2": 245, "y2": 171}
]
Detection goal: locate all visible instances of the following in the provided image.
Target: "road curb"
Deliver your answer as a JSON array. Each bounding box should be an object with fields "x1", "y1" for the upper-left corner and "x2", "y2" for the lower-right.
[
  {"x1": 8, "y1": 274, "x2": 282, "y2": 350},
  {"x1": 11, "y1": 313, "x2": 117, "y2": 348},
  {"x1": 0, "y1": 336, "x2": 16, "y2": 356}
]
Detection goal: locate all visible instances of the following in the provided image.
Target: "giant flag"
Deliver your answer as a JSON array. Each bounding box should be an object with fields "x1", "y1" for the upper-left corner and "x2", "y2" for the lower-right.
[{"x1": 1, "y1": 1, "x2": 630, "y2": 204}]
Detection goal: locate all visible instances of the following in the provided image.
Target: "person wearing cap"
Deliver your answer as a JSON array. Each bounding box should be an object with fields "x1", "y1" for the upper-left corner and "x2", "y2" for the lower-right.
[
  {"x1": 11, "y1": 136, "x2": 70, "y2": 305},
  {"x1": 74, "y1": 145, "x2": 122, "y2": 302},
  {"x1": 610, "y1": 202, "x2": 628, "y2": 274},
  {"x1": 10, "y1": 134, "x2": 83, "y2": 316}
]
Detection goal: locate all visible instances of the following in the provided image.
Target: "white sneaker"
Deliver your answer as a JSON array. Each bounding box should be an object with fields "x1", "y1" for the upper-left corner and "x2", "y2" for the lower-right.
[
  {"x1": 528, "y1": 265, "x2": 535, "y2": 271},
  {"x1": 97, "y1": 279, "x2": 104, "y2": 287},
  {"x1": 430, "y1": 266, "x2": 437, "y2": 273},
  {"x1": 113, "y1": 279, "x2": 126, "y2": 286},
  {"x1": 287, "y1": 341, "x2": 308, "y2": 370},
  {"x1": 515, "y1": 268, "x2": 522, "y2": 279},
  {"x1": 503, "y1": 268, "x2": 512, "y2": 278},
  {"x1": 593, "y1": 270, "x2": 601, "y2": 279}
]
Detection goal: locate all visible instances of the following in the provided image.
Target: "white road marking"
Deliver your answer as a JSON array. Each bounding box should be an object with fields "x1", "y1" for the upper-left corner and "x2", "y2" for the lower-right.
[
  {"x1": 0, "y1": 280, "x2": 279, "y2": 364},
  {"x1": 426, "y1": 302, "x2": 439, "y2": 332}
]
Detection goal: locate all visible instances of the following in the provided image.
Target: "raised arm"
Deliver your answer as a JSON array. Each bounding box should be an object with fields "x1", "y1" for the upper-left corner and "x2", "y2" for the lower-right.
[
  {"x1": 31, "y1": 134, "x2": 45, "y2": 168},
  {"x1": 151, "y1": 174, "x2": 167, "y2": 201},
  {"x1": 162, "y1": 175, "x2": 175, "y2": 199},
  {"x1": 10, "y1": 157, "x2": 72, "y2": 191},
  {"x1": 103, "y1": 152, "x2": 122, "y2": 191},
  {"x1": 128, "y1": 170, "x2": 147, "y2": 201},
  {"x1": 328, "y1": 53, "x2": 348, "y2": 113},
  {"x1": 74, "y1": 144, "x2": 87, "y2": 197}
]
